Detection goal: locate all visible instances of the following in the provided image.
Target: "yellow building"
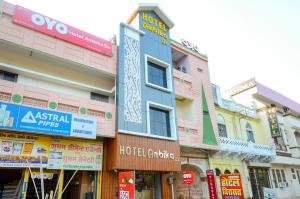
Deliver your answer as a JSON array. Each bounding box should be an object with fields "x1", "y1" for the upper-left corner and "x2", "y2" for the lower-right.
[{"x1": 210, "y1": 84, "x2": 276, "y2": 199}]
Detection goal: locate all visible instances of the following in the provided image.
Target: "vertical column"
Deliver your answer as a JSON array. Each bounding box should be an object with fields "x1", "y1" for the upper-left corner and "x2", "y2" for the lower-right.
[
  {"x1": 58, "y1": 170, "x2": 64, "y2": 199},
  {"x1": 21, "y1": 168, "x2": 30, "y2": 199}
]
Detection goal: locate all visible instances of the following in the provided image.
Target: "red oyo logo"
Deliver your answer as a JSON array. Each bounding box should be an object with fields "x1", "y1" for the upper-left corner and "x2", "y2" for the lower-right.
[{"x1": 183, "y1": 171, "x2": 194, "y2": 184}]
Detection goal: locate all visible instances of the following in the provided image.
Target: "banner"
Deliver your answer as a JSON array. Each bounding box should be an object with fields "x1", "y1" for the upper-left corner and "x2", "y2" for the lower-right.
[
  {"x1": 47, "y1": 139, "x2": 103, "y2": 170},
  {"x1": 206, "y1": 170, "x2": 217, "y2": 199},
  {"x1": 119, "y1": 171, "x2": 135, "y2": 199},
  {"x1": 0, "y1": 102, "x2": 97, "y2": 139},
  {"x1": 0, "y1": 131, "x2": 50, "y2": 167},
  {"x1": 13, "y1": 5, "x2": 112, "y2": 56},
  {"x1": 220, "y1": 174, "x2": 244, "y2": 199}
]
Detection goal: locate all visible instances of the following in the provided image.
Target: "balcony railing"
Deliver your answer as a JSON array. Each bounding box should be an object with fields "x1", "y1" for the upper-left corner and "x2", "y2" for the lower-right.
[
  {"x1": 173, "y1": 69, "x2": 193, "y2": 99},
  {"x1": 219, "y1": 137, "x2": 276, "y2": 162}
]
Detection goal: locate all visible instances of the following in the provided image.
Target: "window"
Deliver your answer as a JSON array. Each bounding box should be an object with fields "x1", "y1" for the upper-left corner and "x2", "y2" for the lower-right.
[
  {"x1": 246, "y1": 123, "x2": 255, "y2": 143},
  {"x1": 148, "y1": 61, "x2": 167, "y2": 88},
  {"x1": 224, "y1": 169, "x2": 231, "y2": 174},
  {"x1": 215, "y1": 168, "x2": 221, "y2": 176},
  {"x1": 217, "y1": 114, "x2": 227, "y2": 137},
  {"x1": 0, "y1": 70, "x2": 18, "y2": 82},
  {"x1": 145, "y1": 54, "x2": 172, "y2": 92},
  {"x1": 272, "y1": 169, "x2": 278, "y2": 188},
  {"x1": 291, "y1": 168, "x2": 296, "y2": 179},
  {"x1": 147, "y1": 102, "x2": 176, "y2": 139},
  {"x1": 272, "y1": 169, "x2": 288, "y2": 188},
  {"x1": 296, "y1": 170, "x2": 300, "y2": 184},
  {"x1": 90, "y1": 92, "x2": 109, "y2": 103},
  {"x1": 149, "y1": 107, "x2": 170, "y2": 137}
]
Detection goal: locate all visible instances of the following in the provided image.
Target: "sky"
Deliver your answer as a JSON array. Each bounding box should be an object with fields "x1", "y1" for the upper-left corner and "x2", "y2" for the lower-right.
[{"x1": 6, "y1": 0, "x2": 300, "y2": 102}]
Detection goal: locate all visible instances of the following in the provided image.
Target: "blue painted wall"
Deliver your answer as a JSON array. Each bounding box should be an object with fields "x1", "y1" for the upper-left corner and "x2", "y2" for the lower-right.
[{"x1": 117, "y1": 10, "x2": 177, "y2": 138}]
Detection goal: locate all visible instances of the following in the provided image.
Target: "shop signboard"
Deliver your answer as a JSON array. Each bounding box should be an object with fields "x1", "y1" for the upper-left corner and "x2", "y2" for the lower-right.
[
  {"x1": 0, "y1": 102, "x2": 97, "y2": 139},
  {"x1": 206, "y1": 170, "x2": 217, "y2": 199},
  {"x1": 0, "y1": 131, "x2": 51, "y2": 167},
  {"x1": 119, "y1": 171, "x2": 135, "y2": 199},
  {"x1": 13, "y1": 5, "x2": 112, "y2": 56},
  {"x1": 220, "y1": 173, "x2": 244, "y2": 199},
  {"x1": 183, "y1": 171, "x2": 194, "y2": 184},
  {"x1": 47, "y1": 139, "x2": 103, "y2": 170}
]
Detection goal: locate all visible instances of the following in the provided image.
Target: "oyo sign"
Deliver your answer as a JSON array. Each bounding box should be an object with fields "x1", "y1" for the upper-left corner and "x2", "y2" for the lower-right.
[
  {"x1": 181, "y1": 39, "x2": 200, "y2": 54},
  {"x1": 183, "y1": 171, "x2": 194, "y2": 184},
  {"x1": 30, "y1": 13, "x2": 68, "y2": 35},
  {"x1": 13, "y1": 5, "x2": 112, "y2": 56}
]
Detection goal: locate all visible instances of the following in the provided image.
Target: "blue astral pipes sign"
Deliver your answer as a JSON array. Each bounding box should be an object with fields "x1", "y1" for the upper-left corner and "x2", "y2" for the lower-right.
[{"x1": 0, "y1": 101, "x2": 97, "y2": 139}]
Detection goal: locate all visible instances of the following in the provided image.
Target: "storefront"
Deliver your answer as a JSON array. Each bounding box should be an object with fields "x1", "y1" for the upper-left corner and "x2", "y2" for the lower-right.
[
  {"x1": 103, "y1": 134, "x2": 181, "y2": 199},
  {"x1": 0, "y1": 101, "x2": 104, "y2": 199}
]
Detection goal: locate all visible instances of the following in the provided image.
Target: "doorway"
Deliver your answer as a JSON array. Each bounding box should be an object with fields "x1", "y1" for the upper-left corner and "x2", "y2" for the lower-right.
[
  {"x1": 174, "y1": 165, "x2": 203, "y2": 199},
  {"x1": 0, "y1": 169, "x2": 23, "y2": 199},
  {"x1": 248, "y1": 168, "x2": 271, "y2": 199}
]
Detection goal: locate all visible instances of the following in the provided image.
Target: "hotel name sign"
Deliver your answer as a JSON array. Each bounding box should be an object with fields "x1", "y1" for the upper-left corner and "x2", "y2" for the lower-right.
[{"x1": 119, "y1": 145, "x2": 176, "y2": 160}]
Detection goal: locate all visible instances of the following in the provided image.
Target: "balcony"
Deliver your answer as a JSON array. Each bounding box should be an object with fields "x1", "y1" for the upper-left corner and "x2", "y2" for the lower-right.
[
  {"x1": 0, "y1": 79, "x2": 115, "y2": 137},
  {"x1": 178, "y1": 119, "x2": 200, "y2": 147},
  {"x1": 217, "y1": 137, "x2": 276, "y2": 162},
  {"x1": 173, "y1": 69, "x2": 194, "y2": 100}
]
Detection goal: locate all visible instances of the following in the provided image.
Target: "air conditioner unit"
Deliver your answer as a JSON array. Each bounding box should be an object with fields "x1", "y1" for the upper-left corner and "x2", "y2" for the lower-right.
[
  {"x1": 181, "y1": 66, "x2": 187, "y2": 73},
  {"x1": 278, "y1": 182, "x2": 288, "y2": 188}
]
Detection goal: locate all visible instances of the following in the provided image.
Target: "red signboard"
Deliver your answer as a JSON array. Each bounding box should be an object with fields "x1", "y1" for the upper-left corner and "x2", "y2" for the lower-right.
[
  {"x1": 220, "y1": 173, "x2": 244, "y2": 199},
  {"x1": 183, "y1": 171, "x2": 194, "y2": 184},
  {"x1": 206, "y1": 170, "x2": 218, "y2": 199},
  {"x1": 13, "y1": 5, "x2": 112, "y2": 57},
  {"x1": 119, "y1": 171, "x2": 135, "y2": 199}
]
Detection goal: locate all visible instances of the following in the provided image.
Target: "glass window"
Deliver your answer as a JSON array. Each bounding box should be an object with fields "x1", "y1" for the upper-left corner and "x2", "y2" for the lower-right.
[
  {"x1": 0, "y1": 70, "x2": 18, "y2": 82},
  {"x1": 246, "y1": 123, "x2": 255, "y2": 143},
  {"x1": 272, "y1": 169, "x2": 278, "y2": 188},
  {"x1": 147, "y1": 61, "x2": 167, "y2": 88},
  {"x1": 217, "y1": 114, "x2": 227, "y2": 137},
  {"x1": 90, "y1": 92, "x2": 109, "y2": 103},
  {"x1": 149, "y1": 107, "x2": 171, "y2": 137}
]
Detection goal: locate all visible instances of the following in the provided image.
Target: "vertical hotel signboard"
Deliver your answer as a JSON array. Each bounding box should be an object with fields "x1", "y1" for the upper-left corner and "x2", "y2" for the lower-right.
[
  {"x1": 267, "y1": 108, "x2": 281, "y2": 137},
  {"x1": 206, "y1": 170, "x2": 217, "y2": 199},
  {"x1": 220, "y1": 174, "x2": 244, "y2": 199},
  {"x1": 12, "y1": 5, "x2": 112, "y2": 56}
]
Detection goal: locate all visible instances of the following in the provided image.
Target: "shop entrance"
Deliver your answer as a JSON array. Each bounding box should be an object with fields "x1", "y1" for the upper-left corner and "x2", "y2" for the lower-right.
[
  {"x1": 135, "y1": 171, "x2": 161, "y2": 199},
  {"x1": 174, "y1": 165, "x2": 203, "y2": 199},
  {"x1": 26, "y1": 170, "x2": 59, "y2": 199},
  {"x1": 0, "y1": 169, "x2": 23, "y2": 199},
  {"x1": 248, "y1": 167, "x2": 271, "y2": 199}
]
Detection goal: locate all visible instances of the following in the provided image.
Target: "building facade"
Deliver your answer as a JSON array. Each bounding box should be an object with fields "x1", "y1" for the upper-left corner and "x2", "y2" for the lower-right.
[
  {"x1": 211, "y1": 84, "x2": 276, "y2": 199},
  {"x1": 0, "y1": 1, "x2": 116, "y2": 198},
  {"x1": 227, "y1": 78, "x2": 300, "y2": 199}
]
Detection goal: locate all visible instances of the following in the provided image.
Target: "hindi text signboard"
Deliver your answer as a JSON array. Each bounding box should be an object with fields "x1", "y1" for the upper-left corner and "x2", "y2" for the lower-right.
[{"x1": 220, "y1": 173, "x2": 244, "y2": 199}]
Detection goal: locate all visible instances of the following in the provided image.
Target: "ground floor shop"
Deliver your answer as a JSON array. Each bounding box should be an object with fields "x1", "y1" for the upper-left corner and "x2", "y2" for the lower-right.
[
  {"x1": 175, "y1": 150, "x2": 210, "y2": 199},
  {"x1": 269, "y1": 164, "x2": 300, "y2": 199},
  {"x1": 102, "y1": 133, "x2": 181, "y2": 199},
  {"x1": 0, "y1": 131, "x2": 103, "y2": 199},
  {"x1": 209, "y1": 159, "x2": 249, "y2": 199}
]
